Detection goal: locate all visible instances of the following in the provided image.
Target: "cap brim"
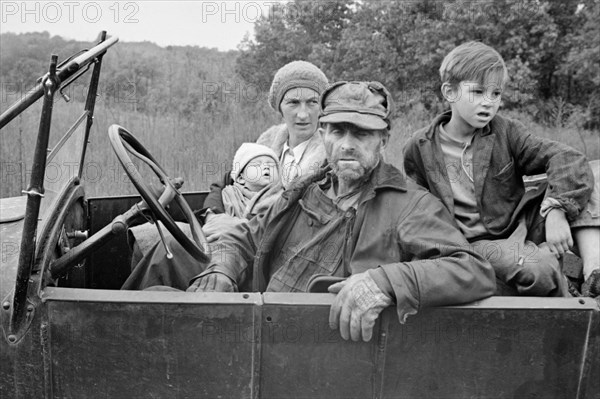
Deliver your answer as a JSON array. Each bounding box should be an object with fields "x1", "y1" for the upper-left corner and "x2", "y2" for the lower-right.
[{"x1": 319, "y1": 112, "x2": 388, "y2": 130}]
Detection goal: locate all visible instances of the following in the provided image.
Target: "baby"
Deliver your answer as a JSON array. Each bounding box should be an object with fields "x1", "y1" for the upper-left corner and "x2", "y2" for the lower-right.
[
  {"x1": 221, "y1": 142, "x2": 280, "y2": 218},
  {"x1": 122, "y1": 143, "x2": 280, "y2": 291}
]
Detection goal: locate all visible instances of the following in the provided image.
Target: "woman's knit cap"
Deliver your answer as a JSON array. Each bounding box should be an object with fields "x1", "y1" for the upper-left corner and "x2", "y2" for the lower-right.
[{"x1": 268, "y1": 61, "x2": 329, "y2": 112}]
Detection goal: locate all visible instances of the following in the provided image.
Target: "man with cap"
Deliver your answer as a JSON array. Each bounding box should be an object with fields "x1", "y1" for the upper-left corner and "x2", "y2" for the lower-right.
[{"x1": 188, "y1": 81, "x2": 496, "y2": 342}]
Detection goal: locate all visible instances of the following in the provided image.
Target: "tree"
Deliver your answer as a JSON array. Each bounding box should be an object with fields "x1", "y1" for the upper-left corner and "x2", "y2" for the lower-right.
[
  {"x1": 558, "y1": 0, "x2": 600, "y2": 127},
  {"x1": 235, "y1": 0, "x2": 355, "y2": 91}
]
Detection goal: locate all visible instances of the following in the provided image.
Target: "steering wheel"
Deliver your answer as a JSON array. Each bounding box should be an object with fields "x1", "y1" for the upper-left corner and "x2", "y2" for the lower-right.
[{"x1": 108, "y1": 124, "x2": 210, "y2": 263}]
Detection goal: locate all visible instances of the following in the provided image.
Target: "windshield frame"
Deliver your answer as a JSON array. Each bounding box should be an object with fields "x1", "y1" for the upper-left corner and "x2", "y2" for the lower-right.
[{"x1": 0, "y1": 32, "x2": 118, "y2": 344}]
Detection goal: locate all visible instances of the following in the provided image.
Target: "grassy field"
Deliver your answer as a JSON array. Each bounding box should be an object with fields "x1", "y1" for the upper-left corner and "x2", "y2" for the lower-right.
[
  {"x1": 1, "y1": 98, "x2": 278, "y2": 198},
  {"x1": 1, "y1": 98, "x2": 598, "y2": 199}
]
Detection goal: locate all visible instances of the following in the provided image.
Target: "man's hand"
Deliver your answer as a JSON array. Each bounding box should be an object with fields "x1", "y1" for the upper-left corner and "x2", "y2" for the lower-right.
[
  {"x1": 328, "y1": 272, "x2": 392, "y2": 342},
  {"x1": 545, "y1": 209, "x2": 573, "y2": 258},
  {"x1": 187, "y1": 273, "x2": 236, "y2": 292},
  {"x1": 202, "y1": 212, "x2": 244, "y2": 243}
]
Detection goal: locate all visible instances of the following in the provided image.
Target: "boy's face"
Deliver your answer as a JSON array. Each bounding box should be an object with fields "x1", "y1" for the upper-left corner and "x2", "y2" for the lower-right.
[
  {"x1": 237, "y1": 155, "x2": 280, "y2": 192},
  {"x1": 443, "y1": 76, "x2": 503, "y2": 130}
]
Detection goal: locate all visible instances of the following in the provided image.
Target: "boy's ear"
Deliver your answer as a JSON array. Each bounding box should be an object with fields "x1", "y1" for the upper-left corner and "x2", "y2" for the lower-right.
[{"x1": 441, "y1": 82, "x2": 456, "y2": 102}]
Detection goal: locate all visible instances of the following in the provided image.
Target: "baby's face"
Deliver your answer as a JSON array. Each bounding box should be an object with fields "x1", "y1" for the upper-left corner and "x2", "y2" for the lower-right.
[{"x1": 239, "y1": 155, "x2": 280, "y2": 192}]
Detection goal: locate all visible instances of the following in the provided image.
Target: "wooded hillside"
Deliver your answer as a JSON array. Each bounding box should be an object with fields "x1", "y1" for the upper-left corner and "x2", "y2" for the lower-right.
[{"x1": 1, "y1": 0, "x2": 598, "y2": 198}]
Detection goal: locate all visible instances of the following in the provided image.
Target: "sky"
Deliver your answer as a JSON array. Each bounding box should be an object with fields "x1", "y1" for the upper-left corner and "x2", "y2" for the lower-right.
[{"x1": 0, "y1": 1, "x2": 283, "y2": 50}]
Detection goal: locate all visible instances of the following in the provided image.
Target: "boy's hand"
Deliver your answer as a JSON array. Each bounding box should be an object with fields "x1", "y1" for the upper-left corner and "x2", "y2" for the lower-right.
[{"x1": 545, "y1": 209, "x2": 573, "y2": 257}]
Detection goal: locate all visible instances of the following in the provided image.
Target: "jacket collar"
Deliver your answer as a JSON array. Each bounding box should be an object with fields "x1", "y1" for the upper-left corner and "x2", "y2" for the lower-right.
[
  {"x1": 281, "y1": 160, "x2": 407, "y2": 202},
  {"x1": 419, "y1": 110, "x2": 496, "y2": 213},
  {"x1": 268, "y1": 124, "x2": 289, "y2": 155},
  {"x1": 270, "y1": 124, "x2": 324, "y2": 157},
  {"x1": 423, "y1": 110, "x2": 492, "y2": 141},
  {"x1": 370, "y1": 161, "x2": 408, "y2": 192}
]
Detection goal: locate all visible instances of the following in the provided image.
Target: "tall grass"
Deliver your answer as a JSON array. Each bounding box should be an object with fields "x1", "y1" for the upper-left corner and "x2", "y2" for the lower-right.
[
  {"x1": 1, "y1": 97, "x2": 280, "y2": 198},
  {"x1": 1, "y1": 99, "x2": 598, "y2": 199}
]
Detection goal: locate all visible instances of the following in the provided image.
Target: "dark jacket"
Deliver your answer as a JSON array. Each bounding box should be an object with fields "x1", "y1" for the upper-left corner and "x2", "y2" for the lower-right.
[
  {"x1": 194, "y1": 162, "x2": 496, "y2": 323},
  {"x1": 403, "y1": 111, "x2": 593, "y2": 238}
]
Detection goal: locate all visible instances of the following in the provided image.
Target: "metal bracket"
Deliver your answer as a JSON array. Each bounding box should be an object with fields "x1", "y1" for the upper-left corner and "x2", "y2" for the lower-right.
[
  {"x1": 1, "y1": 291, "x2": 37, "y2": 345},
  {"x1": 22, "y1": 189, "x2": 45, "y2": 197}
]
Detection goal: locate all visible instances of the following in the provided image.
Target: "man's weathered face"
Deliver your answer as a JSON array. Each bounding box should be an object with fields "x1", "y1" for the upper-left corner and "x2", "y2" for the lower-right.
[{"x1": 320, "y1": 122, "x2": 388, "y2": 182}]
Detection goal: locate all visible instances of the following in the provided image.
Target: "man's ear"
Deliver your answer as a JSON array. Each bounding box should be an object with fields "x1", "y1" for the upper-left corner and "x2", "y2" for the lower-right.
[
  {"x1": 380, "y1": 131, "x2": 389, "y2": 151},
  {"x1": 318, "y1": 125, "x2": 326, "y2": 141},
  {"x1": 441, "y1": 82, "x2": 456, "y2": 102}
]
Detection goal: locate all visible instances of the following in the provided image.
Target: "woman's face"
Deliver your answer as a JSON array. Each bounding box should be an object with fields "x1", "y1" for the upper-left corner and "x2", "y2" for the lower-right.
[{"x1": 279, "y1": 87, "x2": 320, "y2": 144}]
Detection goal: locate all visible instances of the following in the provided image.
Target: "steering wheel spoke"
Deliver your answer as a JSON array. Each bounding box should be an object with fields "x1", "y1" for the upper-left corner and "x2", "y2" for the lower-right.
[{"x1": 108, "y1": 124, "x2": 210, "y2": 263}]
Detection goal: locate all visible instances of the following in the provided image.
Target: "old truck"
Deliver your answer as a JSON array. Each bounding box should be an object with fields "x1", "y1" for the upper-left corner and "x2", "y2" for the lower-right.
[{"x1": 1, "y1": 32, "x2": 598, "y2": 398}]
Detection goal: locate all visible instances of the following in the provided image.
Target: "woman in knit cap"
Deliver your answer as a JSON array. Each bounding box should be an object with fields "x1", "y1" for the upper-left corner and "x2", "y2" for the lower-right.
[
  {"x1": 202, "y1": 60, "x2": 329, "y2": 239},
  {"x1": 121, "y1": 61, "x2": 329, "y2": 289},
  {"x1": 257, "y1": 60, "x2": 329, "y2": 187}
]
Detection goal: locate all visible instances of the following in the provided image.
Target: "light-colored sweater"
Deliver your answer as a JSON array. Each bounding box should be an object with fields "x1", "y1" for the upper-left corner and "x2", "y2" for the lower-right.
[{"x1": 256, "y1": 123, "x2": 326, "y2": 186}]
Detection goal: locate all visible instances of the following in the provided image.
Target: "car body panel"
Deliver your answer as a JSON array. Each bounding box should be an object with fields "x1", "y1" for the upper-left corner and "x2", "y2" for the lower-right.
[
  {"x1": 2, "y1": 288, "x2": 598, "y2": 398},
  {"x1": 43, "y1": 289, "x2": 261, "y2": 398},
  {"x1": 0, "y1": 196, "x2": 26, "y2": 223},
  {"x1": 260, "y1": 294, "x2": 600, "y2": 399},
  {"x1": 0, "y1": 201, "x2": 24, "y2": 297}
]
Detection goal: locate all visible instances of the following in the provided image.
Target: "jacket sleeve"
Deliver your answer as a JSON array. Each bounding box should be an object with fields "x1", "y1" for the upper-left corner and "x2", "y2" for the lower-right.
[
  {"x1": 403, "y1": 137, "x2": 429, "y2": 189},
  {"x1": 376, "y1": 192, "x2": 496, "y2": 323},
  {"x1": 507, "y1": 119, "x2": 593, "y2": 219},
  {"x1": 202, "y1": 172, "x2": 233, "y2": 215},
  {"x1": 190, "y1": 194, "x2": 286, "y2": 287}
]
